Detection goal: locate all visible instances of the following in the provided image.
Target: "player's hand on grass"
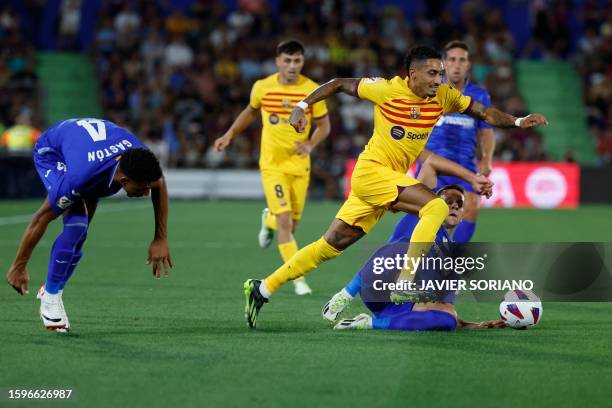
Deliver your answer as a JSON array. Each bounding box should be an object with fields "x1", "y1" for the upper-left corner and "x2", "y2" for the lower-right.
[
  {"x1": 213, "y1": 133, "x2": 232, "y2": 152},
  {"x1": 147, "y1": 238, "x2": 173, "y2": 279},
  {"x1": 289, "y1": 107, "x2": 307, "y2": 133},
  {"x1": 518, "y1": 114, "x2": 549, "y2": 128},
  {"x1": 295, "y1": 141, "x2": 312, "y2": 157},
  {"x1": 7, "y1": 264, "x2": 29, "y2": 295},
  {"x1": 477, "y1": 158, "x2": 492, "y2": 177},
  {"x1": 458, "y1": 318, "x2": 507, "y2": 329},
  {"x1": 471, "y1": 174, "x2": 494, "y2": 199}
]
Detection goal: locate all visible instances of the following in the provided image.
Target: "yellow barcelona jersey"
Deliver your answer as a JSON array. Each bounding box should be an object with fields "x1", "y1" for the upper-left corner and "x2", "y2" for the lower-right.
[
  {"x1": 357, "y1": 76, "x2": 472, "y2": 172},
  {"x1": 250, "y1": 73, "x2": 328, "y2": 175}
]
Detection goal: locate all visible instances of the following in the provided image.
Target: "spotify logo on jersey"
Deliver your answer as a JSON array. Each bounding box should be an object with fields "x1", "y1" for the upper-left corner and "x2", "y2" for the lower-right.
[
  {"x1": 390, "y1": 126, "x2": 405, "y2": 140},
  {"x1": 269, "y1": 114, "x2": 279, "y2": 125}
]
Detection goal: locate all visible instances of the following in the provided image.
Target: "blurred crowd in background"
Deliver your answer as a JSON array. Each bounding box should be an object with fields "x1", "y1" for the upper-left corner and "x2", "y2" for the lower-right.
[{"x1": 0, "y1": 0, "x2": 610, "y2": 197}]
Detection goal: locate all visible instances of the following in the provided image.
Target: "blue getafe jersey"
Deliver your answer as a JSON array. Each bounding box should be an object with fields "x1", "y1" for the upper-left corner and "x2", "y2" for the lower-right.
[
  {"x1": 425, "y1": 81, "x2": 492, "y2": 173},
  {"x1": 388, "y1": 213, "x2": 452, "y2": 244},
  {"x1": 34, "y1": 119, "x2": 144, "y2": 213},
  {"x1": 359, "y1": 214, "x2": 459, "y2": 304}
]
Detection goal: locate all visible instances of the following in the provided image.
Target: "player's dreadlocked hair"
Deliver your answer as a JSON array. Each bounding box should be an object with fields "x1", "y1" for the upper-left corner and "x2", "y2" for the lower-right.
[
  {"x1": 119, "y1": 148, "x2": 162, "y2": 183},
  {"x1": 404, "y1": 46, "x2": 442, "y2": 72},
  {"x1": 276, "y1": 39, "x2": 305, "y2": 56}
]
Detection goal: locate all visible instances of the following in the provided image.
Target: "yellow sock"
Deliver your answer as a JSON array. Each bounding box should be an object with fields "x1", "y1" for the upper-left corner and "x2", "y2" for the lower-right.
[
  {"x1": 398, "y1": 197, "x2": 449, "y2": 281},
  {"x1": 265, "y1": 212, "x2": 277, "y2": 231},
  {"x1": 263, "y1": 237, "x2": 341, "y2": 294},
  {"x1": 278, "y1": 240, "x2": 298, "y2": 262}
]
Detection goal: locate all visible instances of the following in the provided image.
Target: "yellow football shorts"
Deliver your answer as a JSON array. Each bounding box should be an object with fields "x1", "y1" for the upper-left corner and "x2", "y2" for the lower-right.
[
  {"x1": 261, "y1": 169, "x2": 310, "y2": 220},
  {"x1": 336, "y1": 158, "x2": 419, "y2": 233}
]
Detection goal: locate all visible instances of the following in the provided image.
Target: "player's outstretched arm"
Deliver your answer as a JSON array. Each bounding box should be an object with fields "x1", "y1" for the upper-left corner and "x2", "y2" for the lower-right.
[
  {"x1": 148, "y1": 176, "x2": 173, "y2": 279},
  {"x1": 467, "y1": 101, "x2": 549, "y2": 129},
  {"x1": 213, "y1": 105, "x2": 259, "y2": 152},
  {"x1": 457, "y1": 317, "x2": 507, "y2": 329},
  {"x1": 290, "y1": 78, "x2": 359, "y2": 133},
  {"x1": 7, "y1": 198, "x2": 58, "y2": 295},
  {"x1": 418, "y1": 149, "x2": 494, "y2": 198},
  {"x1": 477, "y1": 128, "x2": 495, "y2": 177}
]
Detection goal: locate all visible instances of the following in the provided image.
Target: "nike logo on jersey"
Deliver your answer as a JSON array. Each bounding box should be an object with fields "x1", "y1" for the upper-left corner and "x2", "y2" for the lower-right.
[{"x1": 55, "y1": 260, "x2": 69, "y2": 264}]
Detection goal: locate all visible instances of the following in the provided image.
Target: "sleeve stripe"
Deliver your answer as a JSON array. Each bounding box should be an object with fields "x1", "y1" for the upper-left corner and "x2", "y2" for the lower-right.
[
  {"x1": 312, "y1": 113, "x2": 329, "y2": 120},
  {"x1": 353, "y1": 79, "x2": 362, "y2": 98},
  {"x1": 462, "y1": 97, "x2": 474, "y2": 114}
]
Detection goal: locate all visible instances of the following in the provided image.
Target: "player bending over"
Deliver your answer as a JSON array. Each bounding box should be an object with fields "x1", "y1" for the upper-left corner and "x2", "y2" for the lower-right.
[
  {"x1": 215, "y1": 40, "x2": 331, "y2": 296},
  {"x1": 6, "y1": 118, "x2": 172, "y2": 332},
  {"x1": 244, "y1": 45, "x2": 548, "y2": 329},
  {"x1": 325, "y1": 184, "x2": 504, "y2": 331}
]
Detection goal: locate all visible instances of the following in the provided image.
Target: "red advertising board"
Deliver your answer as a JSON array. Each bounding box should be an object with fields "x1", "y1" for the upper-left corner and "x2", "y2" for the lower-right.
[{"x1": 344, "y1": 160, "x2": 580, "y2": 209}]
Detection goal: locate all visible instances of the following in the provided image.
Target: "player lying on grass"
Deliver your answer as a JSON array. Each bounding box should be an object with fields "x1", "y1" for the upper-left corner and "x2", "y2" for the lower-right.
[
  {"x1": 6, "y1": 119, "x2": 172, "y2": 332},
  {"x1": 323, "y1": 183, "x2": 505, "y2": 330},
  {"x1": 244, "y1": 45, "x2": 548, "y2": 329}
]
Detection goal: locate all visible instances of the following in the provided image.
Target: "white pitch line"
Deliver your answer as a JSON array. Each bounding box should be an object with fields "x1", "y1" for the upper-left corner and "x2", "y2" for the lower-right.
[
  {"x1": 0, "y1": 239, "x2": 249, "y2": 249},
  {"x1": 0, "y1": 202, "x2": 150, "y2": 226}
]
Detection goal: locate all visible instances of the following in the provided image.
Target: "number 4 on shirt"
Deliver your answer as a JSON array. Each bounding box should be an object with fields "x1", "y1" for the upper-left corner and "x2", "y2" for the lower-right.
[{"x1": 77, "y1": 119, "x2": 107, "y2": 142}]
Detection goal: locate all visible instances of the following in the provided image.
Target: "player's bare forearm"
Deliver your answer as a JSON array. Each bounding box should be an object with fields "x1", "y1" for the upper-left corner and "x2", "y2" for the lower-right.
[
  {"x1": 149, "y1": 176, "x2": 173, "y2": 277},
  {"x1": 291, "y1": 80, "x2": 355, "y2": 133},
  {"x1": 477, "y1": 128, "x2": 495, "y2": 176},
  {"x1": 479, "y1": 128, "x2": 495, "y2": 160},
  {"x1": 468, "y1": 101, "x2": 549, "y2": 129},
  {"x1": 419, "y1": 149, "x2": 474, "y2": 182},
  {"x1": 11, "y1": 198, "x2": 57, "y2": 268},
  {"x1": 309, "y1": 115, "x2": 331, "y2": 150},
  {"x1": 303, "y1": 78, "x2": 360, "y2": 105},
  {"x1": 419, "y1": 149, "x2": 493, "y2": 197},
  {"x1": 458, "y1": 317, "x2": 507, "y2": 329},
  {"x1": 227, "y1": 105, "x2": 259, "y2": 139},
  {"x1": 151, "y1": 176, "x2": 169, "y2": 240}
]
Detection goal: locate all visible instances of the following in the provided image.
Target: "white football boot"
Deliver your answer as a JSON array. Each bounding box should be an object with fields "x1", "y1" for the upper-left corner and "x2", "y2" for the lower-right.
[
  {"x1": 334, "y1": 313, "x2": 373, "y2": 330},
  {"x1": 322, "y1": 288, "x2": 353, "y2": 322},
  {"x1": 293, "y1": 277, "x2": 313, "y2": 296},
  {"x1": 37, "y1": 286, "x2": 69, "y2": 332},
  {"x1": 258, "y1": 208, "x2": 274, "y2": 248}
]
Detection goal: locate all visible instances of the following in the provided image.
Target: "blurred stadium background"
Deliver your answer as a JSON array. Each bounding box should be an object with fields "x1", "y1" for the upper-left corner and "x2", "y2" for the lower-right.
[{"x1": 0, "y1": 0, "x2": 610, "y2": 205}]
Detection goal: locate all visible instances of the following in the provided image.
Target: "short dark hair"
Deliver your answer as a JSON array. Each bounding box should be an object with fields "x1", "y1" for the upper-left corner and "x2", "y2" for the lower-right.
[
  {"x1": 404, "y1": 46, "x2": 442, "y2": 72},
  {"x1": 119, "y1": 148, "x2": 162, "y2": 183},
  {"x1": 444, "y1": 40, "x2": 470, "y2": 54},
  {"x1": 437, "y1": 184, "x2": 465, "y2": 196},
  {"x1": 276, "y1": 39, "x2": 305, "y2": 56}
]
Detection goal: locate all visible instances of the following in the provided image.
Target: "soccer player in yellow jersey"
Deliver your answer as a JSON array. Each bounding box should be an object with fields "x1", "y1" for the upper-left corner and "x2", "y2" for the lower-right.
[
  {"x1": 214, "y1": 40, "x2": 330, "y2": 296},
  {"x1": 244, "y1": 45, "x2": 548, "y2": 328}
]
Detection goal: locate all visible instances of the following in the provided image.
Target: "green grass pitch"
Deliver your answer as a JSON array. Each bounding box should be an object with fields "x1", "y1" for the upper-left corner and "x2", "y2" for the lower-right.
[{"x1": 1, "y1": 199, "x2": 612, "y2": 407}]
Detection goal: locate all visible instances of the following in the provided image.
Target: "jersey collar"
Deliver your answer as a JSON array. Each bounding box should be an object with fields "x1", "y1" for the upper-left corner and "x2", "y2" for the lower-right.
[{"x1": 108, "y1": 161, "x2": 120, "y2": 187}]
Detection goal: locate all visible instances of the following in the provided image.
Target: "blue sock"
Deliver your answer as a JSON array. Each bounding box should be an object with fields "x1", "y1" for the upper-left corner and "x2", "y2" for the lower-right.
[
  {"x1": 373, "y1": 310, "x2": 457, "y2": 331},
  {"x1": 58, "y1": 233, "x2": 86, "y2": 291},
  {"x1": 344, "y1": 273, "x2": 362, "y2": 297},
  {"x1": 452, "y1": 220, "x2": 476, "y2": 243},
  {"x1": 45, "y1": 213, "x2": 88, "y2": 294}
]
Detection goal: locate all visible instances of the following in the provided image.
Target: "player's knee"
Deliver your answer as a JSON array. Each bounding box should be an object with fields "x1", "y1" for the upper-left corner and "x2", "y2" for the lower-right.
[
  {"x1": 276, "y1": 212, "x2": 292, "y2": 231},
  {"x1": 420, "y1": 197, "x2": 449, "y2": 220},
  {"x1": 61, "y1": 213, "x2": 89, "y2": 244}
]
